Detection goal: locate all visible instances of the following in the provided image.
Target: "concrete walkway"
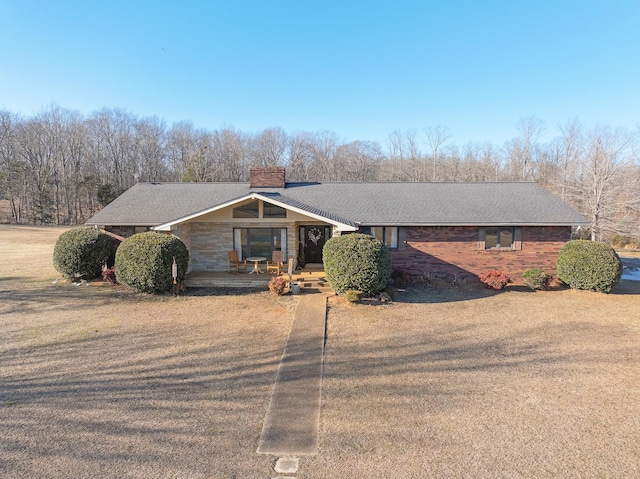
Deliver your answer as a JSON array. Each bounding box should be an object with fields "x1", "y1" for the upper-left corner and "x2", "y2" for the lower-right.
[{"x1": 257, "y1": 292, "x2": 328, "y2": 455}]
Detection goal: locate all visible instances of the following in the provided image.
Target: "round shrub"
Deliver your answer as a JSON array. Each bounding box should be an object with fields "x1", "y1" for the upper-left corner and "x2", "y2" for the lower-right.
[
  {"x1": 53, "y1": 226, "x2": 112, "y2": 279},
  {"x1": 323, "y1": 233, "x2": 391, "y2": 295},
  {"x1": 268, "y1": 276, "x2": 287, "y2": 296},
  {"x1": 115, "y1": 232, "x2": 189, "y2": 293},
  {"x1": 556, "y1": 240, "x2": 622, "y2": 293},
  {"x1": 478, "y1": 270, "x2": 511, "y2": 290},
  {"x1": 522, "y1": 268, "x2": 551, "y2": 290}
]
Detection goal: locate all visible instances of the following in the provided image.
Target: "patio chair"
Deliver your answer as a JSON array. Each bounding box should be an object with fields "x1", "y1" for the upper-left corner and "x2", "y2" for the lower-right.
[
  {"x1": 266, "y1": 250, "x2": 284, "y2": 275},
  {"x1": 229, "y1": 250, "x2": 248, "y2": 273}
]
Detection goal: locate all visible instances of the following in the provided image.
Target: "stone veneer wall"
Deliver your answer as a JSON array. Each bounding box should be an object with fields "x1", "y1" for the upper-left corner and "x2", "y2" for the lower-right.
[
  {"x1": 181, "y1": 221, "x2": 298, "y2": 272},
  {"x1": 390, "y1": 226, "x2": 572, "y2": 279}
]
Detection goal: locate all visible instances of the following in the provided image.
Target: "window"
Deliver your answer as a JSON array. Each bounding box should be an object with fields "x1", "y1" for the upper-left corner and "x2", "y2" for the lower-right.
[
  {"x1": 234, "y1": 228, "x2": 287, "y2": 260},
  {"x1": 233, "y1": 200, "x2": 259, "y2": 218},
  {"x1": 363, "y1": 226, "x2": 399, "y2": 249},
  {"x1": 263, "y1": 202, "x2": 287, "y2": 218},
  {"x1": 480, "y1": 226, "x2": 521, "y2": 250}
]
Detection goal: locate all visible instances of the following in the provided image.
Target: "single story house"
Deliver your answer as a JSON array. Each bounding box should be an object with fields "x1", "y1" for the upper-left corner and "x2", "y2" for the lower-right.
[{"x1": 86, "y1": 166, "x2": 588, "y2": 280}]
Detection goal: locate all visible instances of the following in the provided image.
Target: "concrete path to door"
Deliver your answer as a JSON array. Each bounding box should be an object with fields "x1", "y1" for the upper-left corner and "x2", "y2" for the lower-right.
[{"x1": 257, "y1": 292, "x2": 328, "y2": 456}]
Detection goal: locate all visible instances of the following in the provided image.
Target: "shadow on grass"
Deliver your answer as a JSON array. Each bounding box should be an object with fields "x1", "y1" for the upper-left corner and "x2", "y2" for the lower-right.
[
  {"x1": 0, "y1": 314, "x2": 286, "y2": 477},
  {"x1": 186, "y1": 286, "x2": 265, "y2": 296},
  {"x1": 611, "y1": 279, "x2": 640, "y2": 295},
  {"x1": 387, "y1": 283, "x2": 498, "y2": 305}
]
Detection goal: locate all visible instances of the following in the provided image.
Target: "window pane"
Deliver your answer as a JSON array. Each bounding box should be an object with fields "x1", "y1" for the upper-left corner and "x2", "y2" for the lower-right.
[
  {"x1": 234, "y1": 228, "x2": 248, "y2": 259},
  {"x1": 233, "y1": 200, "x2": 259, "y2": 218},
  {"x1": 235, "y1": 228, "x2": 287, "y2": 260},
  {"x1": 248, "y1": 229, "x2": 272, "y2": 258},
  {"x1": 371, "y1": 227, "x2": 384, "y2": 242},
  {"x1": 271, "y1": 229, "x2": 282, "y2": 260},
  {"x1": 280, "y1": 229, "x2": 288, "y2": 258},
  {"x1": 499, "y1": 227, "x2": 513, "y2": 248},
  {"x1": 386, "y1": 227, "x2": 398, "y2": 248},
  {"x1": 263, "y1": 202, "x2": 286, "y2": 218},
  {"x1": 485, "y1": 227, "x2": 498, "y2": 249}
]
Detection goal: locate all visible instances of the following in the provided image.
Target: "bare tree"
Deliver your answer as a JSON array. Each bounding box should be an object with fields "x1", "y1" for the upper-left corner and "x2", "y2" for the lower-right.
[
  {"x1": 306, "y1": 131, "x2": 339, "y2": 181},
  {"x1": 384, "y1": 129, "x2": 422, "y2": 181},
  {"x1": 210, "y1": 128, "x2": 248, "y2": 182},
  {"x1": 134, "y1": 116, "x2": 168, "y2": 182},
  {"x1": 336, "y1": 140, "x2": 382, "y2": 182},
  {"x1": 424, "y1": 125, "x2": 450, "y2": 181},
  {"x1": 166, "y1": 121, "x2": 199, "y2": 181},
  {"x1": 287, "y1": 131, "x2": 312, "y2": 181},
  {"x1": 571, "y1": 125, "x2": 636, "y2": 241},
  {"x1": 250, "y1": 127, "x2": 288, "y2": 166},
  {"x1": 555, "y1": 118, "x2": 583, "y2": 200},
  {"x1": 515, "y1": 116, "x2": 545, "y2": 180},
  {"x1": 0, "y1": 110, "x2": 25, "y2": 222},
  {"x1": 88, "y1": 108, "x2": 138, "y2": 193}
]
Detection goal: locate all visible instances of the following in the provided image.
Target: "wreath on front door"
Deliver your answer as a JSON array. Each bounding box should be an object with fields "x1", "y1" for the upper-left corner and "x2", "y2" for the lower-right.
[{"x1": 308, "y1": 227, "x2": 323, "y2": 245}]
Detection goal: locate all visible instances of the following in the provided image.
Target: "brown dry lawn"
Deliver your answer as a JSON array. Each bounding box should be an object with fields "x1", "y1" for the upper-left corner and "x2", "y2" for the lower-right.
[{"x1": 1, "y1": 225, "x2": 639, "y2": 478}]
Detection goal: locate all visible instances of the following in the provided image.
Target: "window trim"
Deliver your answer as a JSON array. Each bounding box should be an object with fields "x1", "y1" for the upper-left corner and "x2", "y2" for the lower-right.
[
  {"x1": 232, "y1": 199, "x2": 259, "y2": 218},
  {"x1": 479, "y1": 226, "x2": 522, "y2": 251},
  {"x1": 233, "y1": 199, "x2": 287, "y2": 219},
  {"x1": 233, "y1": 227, "x2": 287, "y2": 261},
  {"x1": 262, "y1": 202, "x2": 287, "y2": 219},
  {"x1": 362, "y1": 226, "x2": 399, "y2": 249}
]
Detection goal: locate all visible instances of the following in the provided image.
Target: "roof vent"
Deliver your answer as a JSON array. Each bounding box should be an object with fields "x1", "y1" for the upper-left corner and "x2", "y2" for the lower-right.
[{"x1": 249, "y1": 166, "x2": 285, "y2": 188}]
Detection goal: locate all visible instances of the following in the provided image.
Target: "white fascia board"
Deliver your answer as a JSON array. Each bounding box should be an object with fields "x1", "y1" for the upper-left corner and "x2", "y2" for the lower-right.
[
  {"x1": 152, "y1": 192, "x2": 357, "y2": 232},
  {"x1": 358, "y1": 222, "x2": 587, "y2": 227}
]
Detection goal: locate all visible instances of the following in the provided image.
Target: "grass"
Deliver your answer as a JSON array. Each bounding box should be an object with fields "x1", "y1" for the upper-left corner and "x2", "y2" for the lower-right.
[{"x1": 1, "y1": 224, "x2": 639, "y2": 478}]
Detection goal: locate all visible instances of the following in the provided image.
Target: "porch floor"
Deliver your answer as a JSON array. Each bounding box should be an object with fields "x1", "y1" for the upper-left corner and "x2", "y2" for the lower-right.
[{"x1": 185, "y1": 264, "x2": 330, "y2": 290}]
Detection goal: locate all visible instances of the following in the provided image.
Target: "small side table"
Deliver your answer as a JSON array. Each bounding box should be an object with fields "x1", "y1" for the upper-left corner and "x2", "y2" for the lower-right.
[{"x1": 247, "y1": 256, "x2": 266, "y2": 274}]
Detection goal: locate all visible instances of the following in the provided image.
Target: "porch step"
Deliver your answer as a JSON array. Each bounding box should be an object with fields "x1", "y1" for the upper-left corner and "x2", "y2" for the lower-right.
[
  {"x1": 184, "y1": 267, "x2": 333, "y2": 291},
  {"x1": 185, "y1": 272, "x2": 271, "y2": 289},
  {"x1": 184, "y1": 270, "x2": 333, "y2": 291},
  {"x1": 291, "y1": 272, "x2": 332, "y2": 293}
]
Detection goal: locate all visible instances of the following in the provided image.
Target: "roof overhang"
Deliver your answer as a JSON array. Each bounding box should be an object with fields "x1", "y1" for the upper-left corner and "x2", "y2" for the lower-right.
[
  {"x1": 152, "y1": 192, "x2": 358, "y2": 232},
  {"x1": 357, "y1": 221, "x2": 589, "y2": 227}
]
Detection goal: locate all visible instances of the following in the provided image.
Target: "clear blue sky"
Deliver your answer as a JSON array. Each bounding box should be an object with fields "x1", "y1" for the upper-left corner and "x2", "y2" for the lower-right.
[{"x1": 1, "y1": 1, "x2": 638, "y2": 147}]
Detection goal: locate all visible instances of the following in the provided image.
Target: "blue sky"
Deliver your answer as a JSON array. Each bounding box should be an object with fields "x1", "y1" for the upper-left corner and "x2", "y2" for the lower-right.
[{"x1": 1, "y1": 1, "x2": 638, "y2": 147}]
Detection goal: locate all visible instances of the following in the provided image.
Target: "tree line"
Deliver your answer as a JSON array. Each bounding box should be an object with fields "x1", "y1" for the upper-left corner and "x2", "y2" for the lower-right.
[{"x1": 0, "y1": 105, "x2": 638, "y2": 241}]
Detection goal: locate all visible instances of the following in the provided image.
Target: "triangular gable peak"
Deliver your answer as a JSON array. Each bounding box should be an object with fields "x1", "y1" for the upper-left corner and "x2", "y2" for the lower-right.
[{"x1": 152, "y1": 192, "x2": 357, "y2": 232}]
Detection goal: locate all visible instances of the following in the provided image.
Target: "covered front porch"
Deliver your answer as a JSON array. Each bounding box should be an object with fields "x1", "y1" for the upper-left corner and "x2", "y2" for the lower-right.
[{"x1": 184, "y1": 264, "x2": 329, "y2": 290}]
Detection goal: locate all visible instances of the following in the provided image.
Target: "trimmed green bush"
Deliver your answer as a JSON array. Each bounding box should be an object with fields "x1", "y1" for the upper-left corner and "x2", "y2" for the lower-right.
[
  {"x1": 323, "y1": 233, "x2": 391, "y2": 295},
  {"x1": 522, "y1": 268, "x2": 551, "y2": 290},
  {"x1": 556, "y1": 240, "x2": 622, "y2": 293},
  {"x1": 115, "y1": 232, "x2": 189, "y2": 293},
  {"x1": 53, "y1": 226, "x2": 112, "y2": 279}
]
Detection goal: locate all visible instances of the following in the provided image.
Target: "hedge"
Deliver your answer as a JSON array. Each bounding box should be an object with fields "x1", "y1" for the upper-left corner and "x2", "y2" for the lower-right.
[
  {"x1": 53, "y1": 226, "x2": 112, "y2": 279},
  {"x1": 115, "y1": 232, "x2": 189, "y2": 293},
  {"x1": 556, "y1": 240, "x2": 622, "y2": 293},
  {"x1": 323, "y1": 233, "x2": 391, "y2": 295}
]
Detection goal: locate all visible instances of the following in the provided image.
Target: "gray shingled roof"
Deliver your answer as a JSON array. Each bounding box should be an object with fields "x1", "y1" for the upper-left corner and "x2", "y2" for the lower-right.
[{"x1": 86, "y1": 181, "x2": 588, "y2": 227}]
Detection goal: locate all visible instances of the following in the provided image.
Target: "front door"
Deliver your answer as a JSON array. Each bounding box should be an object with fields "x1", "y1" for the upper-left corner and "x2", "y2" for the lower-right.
[{"x1": 303, "y1": 226, "x2": 329, "y2": 264}]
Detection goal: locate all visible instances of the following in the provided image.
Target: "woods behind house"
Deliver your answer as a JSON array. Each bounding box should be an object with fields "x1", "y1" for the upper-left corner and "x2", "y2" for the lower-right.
[{"x1": 0, "y1": 105, "x2": 638, "y2": 241}]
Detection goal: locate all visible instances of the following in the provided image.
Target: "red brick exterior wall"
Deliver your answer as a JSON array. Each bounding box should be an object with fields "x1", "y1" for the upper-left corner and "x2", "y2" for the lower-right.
[
  {"x1": 249, "y1": 166, "x2": 286, "y2": 188},
  {"x1": 390, "y1": 226, "x2": 572, "y2": 279}
]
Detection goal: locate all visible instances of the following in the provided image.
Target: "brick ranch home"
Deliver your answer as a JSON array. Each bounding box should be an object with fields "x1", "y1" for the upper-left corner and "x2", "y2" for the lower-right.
[{"x1": 86, "y1": 166, "x2": 588, "y2": 280}]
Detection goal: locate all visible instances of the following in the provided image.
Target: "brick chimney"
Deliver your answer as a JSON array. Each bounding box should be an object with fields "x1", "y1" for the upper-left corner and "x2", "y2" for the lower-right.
[{"x1": 249, "y1": 166, "x2": 286, "y2": 188}]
